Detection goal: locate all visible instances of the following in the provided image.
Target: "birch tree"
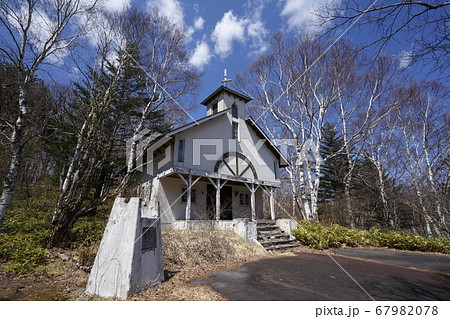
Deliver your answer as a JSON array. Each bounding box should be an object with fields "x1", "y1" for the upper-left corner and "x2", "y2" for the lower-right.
[
  {"x1": 50, "y1": 8, "x2": 200, "y2": 246},
  {"x1": 396, "y1": 82, "x2": 449, "y2": 236},
  {"x1": 318, "y1": 0, "x2": 450, "y2": 76},
  {"x1": 236, "y1": 33, "x2": 351, "y2": 221},
  {"x1": 237, "y1": 33, "x2": 397, "y2": 224},
  {"x1": 0, "y1": 0, "x2": 99, "y2": 230},
  {"x1": 335, "y1": 54, "x2": 398, "y2": 226},
  {"x1": 364, "y1": 114, "x2": 401, "y2": 229}
]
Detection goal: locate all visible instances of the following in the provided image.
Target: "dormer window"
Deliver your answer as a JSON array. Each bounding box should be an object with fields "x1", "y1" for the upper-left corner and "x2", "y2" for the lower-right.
[
  {"x1": 212, "y1": 102, "x2": 218, "y2": 114},
  {"x1": 231, "y1": 103, "x2": 238, "y2": 118}
]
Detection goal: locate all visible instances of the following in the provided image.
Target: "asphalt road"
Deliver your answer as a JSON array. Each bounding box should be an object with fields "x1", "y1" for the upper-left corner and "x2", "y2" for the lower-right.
[
  {"x1": 333, "y1": 249, "x2": 450, "y2": 274},
  {"x1": 191, "y1": 251, "x2": 450, "y2": 301}
]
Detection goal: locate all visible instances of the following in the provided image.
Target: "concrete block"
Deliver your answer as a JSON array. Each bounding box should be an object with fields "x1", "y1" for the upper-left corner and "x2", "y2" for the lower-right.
[
  {"x1": 276, "y1": 219, "x2": 298, "y2": 239},
  {"x1": 233, "y1": 218, "x2": 257, "y2": 242},
  {"x1": 85, "y1": 197, "x2": 163, "y2": 299}
]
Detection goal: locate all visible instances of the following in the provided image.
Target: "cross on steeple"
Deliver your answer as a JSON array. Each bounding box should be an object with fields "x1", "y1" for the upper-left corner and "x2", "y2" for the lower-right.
[{"x1": 221, "y1": 69, "x2": 232, "y2": 87}]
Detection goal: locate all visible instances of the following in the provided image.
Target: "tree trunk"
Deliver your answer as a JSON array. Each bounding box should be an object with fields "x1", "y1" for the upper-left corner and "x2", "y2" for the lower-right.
[
  {"x1": 0, "y1": 83, "x2": 27, "y2": 230},
  {"x1": 50, "y1": 209, "x2": 76, "y2": 247},
  {"x1": 344, "y1": 180, "x2": 355, "y2": 228}
]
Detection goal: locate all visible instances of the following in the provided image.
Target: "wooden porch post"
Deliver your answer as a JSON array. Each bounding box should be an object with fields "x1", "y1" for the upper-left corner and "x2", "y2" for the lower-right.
[
  {"x1": 269, "y1": 187, "x2": 275, "y2": 220},
  {"x1": 216, "y1": 178, "x2": 221, "y2": 220},
  {"x1": 177, "y1": 172, "x2": 201, "y2": 221},
  {"x1": 245, "y1": 183, "x2": 259, "y2": 221},
  {"x1": 250, "y1": 184, "x2": 256, "y2": 221},
  {"x1": 186, "y1": 174, "x2": 192, "y2": 220},
  {"x1": 208, "y1": 177, "x2": 227, "y2": 221}
]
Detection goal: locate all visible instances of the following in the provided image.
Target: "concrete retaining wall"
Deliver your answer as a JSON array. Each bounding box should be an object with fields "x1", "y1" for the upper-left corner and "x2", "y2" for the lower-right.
[
  {"x1": 162, "y1": 218, "x2": 257, "y2": 242},
  {"x1": 276, "y1": 219, "x2": 298, "y2": 239}
]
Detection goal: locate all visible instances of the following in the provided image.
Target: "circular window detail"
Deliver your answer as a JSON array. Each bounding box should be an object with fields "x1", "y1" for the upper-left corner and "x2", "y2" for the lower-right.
[{"x1": 214, "y1": 152, "x2": 258, "y2": 179}]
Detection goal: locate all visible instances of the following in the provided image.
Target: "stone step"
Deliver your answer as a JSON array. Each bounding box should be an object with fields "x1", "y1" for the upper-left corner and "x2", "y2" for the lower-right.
[
  {"x1": 257, "y1": 225, "x2": 279, "y2": 231},
  {"x1": 257, "y1": 229, "x2": 285, "y2": 237},
  {"x1": 256, "y1": 221, "x2": 299, "y2": 252},
  {"x1": 257, "y1": 219, "x2": 276, "y2": 224},
  {"x1": 259, "y1": 239, "x2": 297, "y2": 247},
  {"x1": 265, "y1": 243, "x2": 299, "y2": 251},
  {"x1": 257, "y1": 234, "x2": 291, "y2": 241},
  {"x1": 256, "y1": 221, "x2": 276, "y2": 227}
]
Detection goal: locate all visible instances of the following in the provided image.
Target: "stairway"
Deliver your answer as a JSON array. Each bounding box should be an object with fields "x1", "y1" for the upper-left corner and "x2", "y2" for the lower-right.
[{"x1": 257, "y1": 220, "x2": 299, "y2": 252}]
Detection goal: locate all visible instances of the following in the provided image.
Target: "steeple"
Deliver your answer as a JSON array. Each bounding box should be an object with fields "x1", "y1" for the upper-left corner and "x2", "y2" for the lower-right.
[
  {"x1": 221, "y1": 69, "x2": 232, "y2": 87},
  {"x1": 201, "y1": 85, "x2": 251, "y2": 118}
]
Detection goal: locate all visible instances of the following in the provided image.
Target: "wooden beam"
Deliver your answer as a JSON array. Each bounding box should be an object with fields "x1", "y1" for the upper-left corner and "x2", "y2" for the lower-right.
[
  {"x1": 261, "y1": 185, "x2": 276, "y2": 220},
  {"x1": 245, "y1": 183, "x2": 259, "y2": 221},
  {"x1": 269, "y1": 187, "x2": 275, "y2": 220},
  {"x1": 185, "y1": 174, "x2": 192, "y2": 220},
  {"x1": 216, "y1": 178, "x2": 220, "y2": 221},
  {"x1": 176, "y1": 172, "x2": 188, "y2": 186},
  {"x1": 207, "y1": 177, "x2": 227, "y2": 220},
  {"x1": 171, "y1": 167, "x2": 281, "y2": 188},
  {"x1": 251, "y1": 185, "x2": 256, "y2": 221}
]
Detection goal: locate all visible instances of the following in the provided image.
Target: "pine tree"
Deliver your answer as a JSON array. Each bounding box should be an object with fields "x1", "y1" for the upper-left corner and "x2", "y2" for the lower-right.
[{"x1": 318, "y1": 123, "x2": 348, "y2": 204}]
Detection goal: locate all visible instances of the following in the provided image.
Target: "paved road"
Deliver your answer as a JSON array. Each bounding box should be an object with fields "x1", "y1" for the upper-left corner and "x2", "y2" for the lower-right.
[
  {"x1": 191, "y1": 252, "x2": 450, "y2": 301},
  {"x1": 333, "y1": 249, "x2": 450, "y2": 274}
]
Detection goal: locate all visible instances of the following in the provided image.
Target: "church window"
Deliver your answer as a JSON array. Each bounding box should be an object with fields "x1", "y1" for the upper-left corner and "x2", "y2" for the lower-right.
[{"x1": 231, "y1": 103, "x2": 238, "y2": 118}]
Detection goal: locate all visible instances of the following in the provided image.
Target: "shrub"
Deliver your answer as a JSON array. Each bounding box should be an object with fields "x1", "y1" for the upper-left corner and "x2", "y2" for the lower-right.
[
  {"x1": 292, "y1": 220, "x2": 450, "y2": 253},
  {"x1": 71, "y1": 216, "x2": 106, "y2": 245},
  {"x1": 0, "y1": 208, "x2": 52, "y2": 273}
]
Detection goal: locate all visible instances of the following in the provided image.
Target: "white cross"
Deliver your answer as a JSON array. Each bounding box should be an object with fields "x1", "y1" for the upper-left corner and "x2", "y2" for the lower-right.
[{"x1": 221, "y1": 69, "x2": 232, "y2": 87}]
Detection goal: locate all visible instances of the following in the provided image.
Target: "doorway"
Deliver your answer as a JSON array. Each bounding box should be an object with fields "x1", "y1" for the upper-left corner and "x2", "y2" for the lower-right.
[
  {"x1": 205, "y1": 184, "x2": 233, "y2": 220},
  {"x1": 220, "y1": 186, "x2": 233, "y2": 220}
]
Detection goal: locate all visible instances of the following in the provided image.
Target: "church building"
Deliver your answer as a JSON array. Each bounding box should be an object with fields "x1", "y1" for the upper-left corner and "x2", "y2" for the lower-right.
[{"x1": 137, "y1": 81, "x2": 289, "y2": 224}]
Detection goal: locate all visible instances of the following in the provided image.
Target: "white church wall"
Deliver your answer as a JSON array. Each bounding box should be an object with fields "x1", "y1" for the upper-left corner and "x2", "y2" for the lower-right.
[{"x1": 153, "y1": 177, "x2": 208, "y2": 223}]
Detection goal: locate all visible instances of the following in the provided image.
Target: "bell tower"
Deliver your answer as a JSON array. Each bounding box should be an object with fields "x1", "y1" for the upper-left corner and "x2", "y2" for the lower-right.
[{"x1": 201, "y1": 70, "x2": 251, "y2": 118}]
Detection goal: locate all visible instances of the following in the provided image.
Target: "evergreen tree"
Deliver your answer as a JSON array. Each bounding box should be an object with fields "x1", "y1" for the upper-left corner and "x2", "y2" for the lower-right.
[{"x1": 318, "y1": 123, "x2": 348, "y2": 204}]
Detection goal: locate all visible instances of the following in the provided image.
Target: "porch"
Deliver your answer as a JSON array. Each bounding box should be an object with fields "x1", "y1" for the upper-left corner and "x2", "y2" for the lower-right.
[{"x1": 153, "y1": 167, "x2": 280, "y2": 222}]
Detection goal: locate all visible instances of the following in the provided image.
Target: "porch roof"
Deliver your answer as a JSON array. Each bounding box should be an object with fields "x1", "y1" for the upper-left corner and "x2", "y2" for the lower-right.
[{"x1": 157, "y1": 166, "x2": 281, "y2": 188}]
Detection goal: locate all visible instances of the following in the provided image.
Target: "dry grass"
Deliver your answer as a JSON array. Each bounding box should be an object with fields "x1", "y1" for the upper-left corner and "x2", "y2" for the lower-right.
[
  {"x1": 0, "y1": 229, "x2": 317, "y2": 300},
  {"x1": 132, "y1": 230, "x2": 268, "y2": 300}
]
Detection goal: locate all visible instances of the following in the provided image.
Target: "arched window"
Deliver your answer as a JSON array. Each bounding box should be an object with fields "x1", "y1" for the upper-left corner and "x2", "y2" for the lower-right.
[{"x1": 231, "y1": 103, "x2": 238, "y2": 118}]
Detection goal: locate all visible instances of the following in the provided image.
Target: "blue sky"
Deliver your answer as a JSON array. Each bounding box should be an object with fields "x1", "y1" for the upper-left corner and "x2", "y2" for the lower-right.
[
  {"x1": 6, "y1": 0, "x2": 442, "y2": 120},
  {"x1": 136, "y1": 0, "x2": 343, "y2": 118},
  {"x1": 71, "y1": 0, "x2": 343, "y2": 119},
  {"x1": 105, "y1": 0, "x2": 438, "y2": 119},
  {"x1": 142, "y1": 0, "x2": 304, "y2": 102}
]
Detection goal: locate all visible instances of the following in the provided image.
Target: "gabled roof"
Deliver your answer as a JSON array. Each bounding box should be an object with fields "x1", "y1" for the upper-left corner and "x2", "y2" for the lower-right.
[
  {"x1": 245, "y1": 116, "x2": 289, "y2": 167},
  {"x1": 145, "y1": 108, "x2": 289, "y2": 168},
  {"x1": 144, "y1": 109, "x2": 231, "y2": 153},
  {"x1": 167, "y1": 108, "x2": 230, "y2": 136},
  {"x1": 201, "y1": 86, "x2": 252, "y2": 106}
]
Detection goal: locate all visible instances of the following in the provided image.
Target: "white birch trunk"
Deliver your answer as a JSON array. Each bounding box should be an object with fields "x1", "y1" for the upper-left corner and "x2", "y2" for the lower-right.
[
  {"x1": 0, "y1": 83, "x2": 27, "y2": 229},
  {"x1": 403, "y1": 132, "x2": 434, "y2": 237},
  {"x1": 374, "y1": 161, "x2": 393, "y2": 228}
]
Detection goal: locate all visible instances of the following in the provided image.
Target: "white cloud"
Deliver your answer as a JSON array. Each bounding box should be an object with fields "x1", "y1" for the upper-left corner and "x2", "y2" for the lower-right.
[
  {"x1": 399, "y1": 50, "x2": 412, "y2": 69},
  {"x1": 189, "y1": 41, "x2": 212, "y2": 69},
  {"x1": 211, "y1": 8, "x2": 269, "y2": 59},
  {"x1": 148, "y1": 0, "x2": 184, "y2": 26},
  {"x1": 280, "y1": 0, "x2": 334, "y2": 31},
  {"x1": 247, "y1": 19, "x2": 268, "y2": 56},
  {"x1": 194, "y1": 16, "x2": 205, "y2": 30},
  {"x1": 6, "y1": 5, "x2": 70, "y2": 64},
  {"x1": 102, "y1": 0, "x2": 131, "y2": 12},
  {"x1": 185, "y1": 16, "x2": 205, "y2": 42},
  {"x1": 212, "y1": 11, "x2": 246, "y2": 58}
]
